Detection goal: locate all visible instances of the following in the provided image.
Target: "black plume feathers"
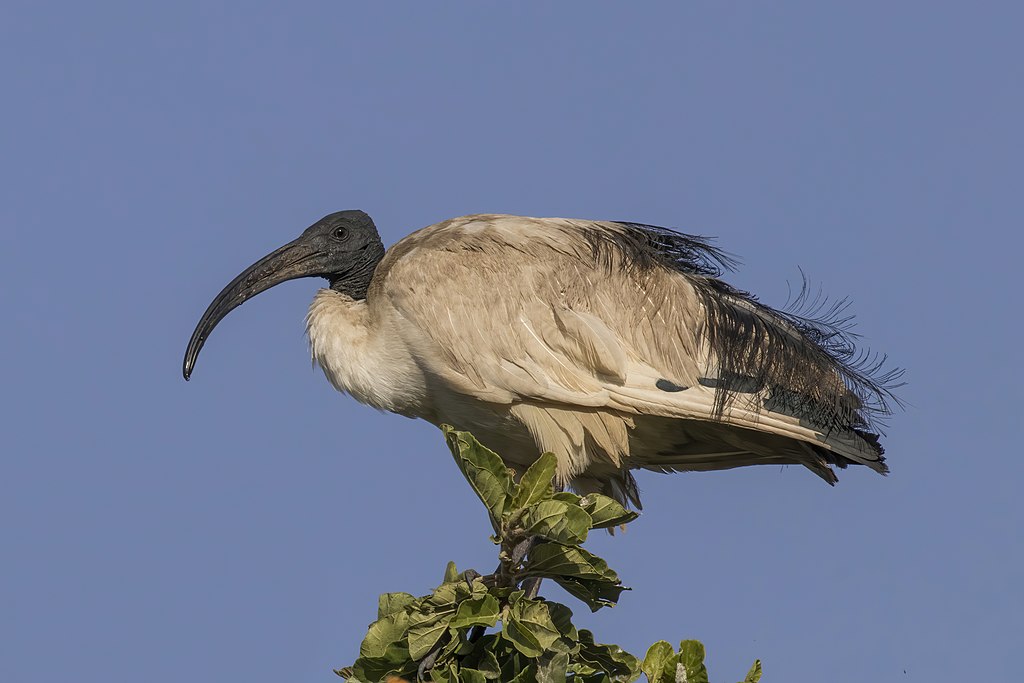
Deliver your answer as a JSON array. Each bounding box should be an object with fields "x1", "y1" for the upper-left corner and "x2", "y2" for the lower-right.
[{"x1": 609, "y1": 221, "x2": 904, "y2": 449}]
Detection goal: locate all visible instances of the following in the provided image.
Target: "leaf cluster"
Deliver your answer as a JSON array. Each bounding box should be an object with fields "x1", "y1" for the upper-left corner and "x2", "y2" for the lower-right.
[
  {"x1": 445, "y1": 427, "x2": 636, "y2": 611},
  {"x1": 337, "y1": 427, "x2": 759, "y2": 683},
  {"x1": 639, "y1": 640, "x2": 761, "y2": 683}
]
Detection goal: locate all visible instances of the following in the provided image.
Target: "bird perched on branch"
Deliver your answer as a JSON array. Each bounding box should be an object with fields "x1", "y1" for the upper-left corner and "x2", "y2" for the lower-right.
[{"x1": 184, "y1": 211, "x2": 901, "y2": 508}]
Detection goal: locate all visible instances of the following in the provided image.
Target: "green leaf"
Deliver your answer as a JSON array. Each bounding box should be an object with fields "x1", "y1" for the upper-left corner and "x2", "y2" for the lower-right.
[
  {"x1": 461, "y1": 636, "x2": 503, "y2": 680},
  {"x1": 577, "y1": 641, "x2": 640, "y2": 683},
  {"x1": 461, "y1": 667, "x2": 488, "y2": 683},
  {"x1": 522, "y1": 543, "x2": 626, "y2": 610},
  {"x1": 552, "y1": 491, "x2": 582, "y2": 505},
  {"x1": 443, "y1": 426, "x2": 513, "y2": 522},
  {"x1": 429, "y1": 661, "x2": 458, "y2": 683},
  {"x1": 426, "y1": 579, "x2": 475, "y2": 610},
  {"x1": 515, "y1": 600, "x2": 565, "y2": 651},
  {"x1": 507, "y1": 663, "x2": 538, "y2": 683},
  {"x1": 344, "y1": 433, "x2": 754, "y2": 683},
  {"x1": 503, "y1": 599, "x2": 562, "y2": 657},
  {"x1": 572, "y1": 671, "x2": 612, "y2": 683},
  {"x1": 511, "y1": 452, "x2": 558, "y2": 510},
  {"x1": 377, "y1": 592, "x2": 416, "y2": 620},
  {"x1": 487, "y1": 585, "x2": 517, "y2": 602},
  {"x1": 450, "y1": 593, "x2": 501, "y2": 629},
  {"x1": 494, "y1": 639, "x2": 531, "y2": 682},
  {"x1": 677, "y1": 640, "x2": 709, "y2": 683},
  {"x1": 524, "y1": 544, "x2": 620, "y2": 582},
  {"x1": 567, "y1": 664, "x2": 610, "y2": 683},
  {"x1": 435, "y1": 629, "x2": 467, "y2": 669},
  {"x1": 580, "y1": 494, "x2": 640, "y2": 530},
  {"x1": 407, "y1": 611, "x2": 453, "y2": 661},
  {"x1": 641, "y1": 641, "x2": 675, "y2": 683},
  {"x1": 553, "y1": 576, "x2": 628, "y2": 612},
  {"x1": 351, "y1": 641, "x2": 414, "y2": 683},
  {"x1": 536, "y1": 651, "x2": 570, "y2": 683},
  {"x1": 521, "y1": 500, "x2": 592, "y2": 545},
  {"x1": 506, "y1": 589, "x2": 527, "y2": 610},
  {"x1": 545, "y1": 600, "x2": 578, "y2": 644},
  {"x1": 502, "y1": 617, "x2": 542, "y2": 658},
  {"x1": 359, "y1": 610, "x2": 410, "y2": 659}
]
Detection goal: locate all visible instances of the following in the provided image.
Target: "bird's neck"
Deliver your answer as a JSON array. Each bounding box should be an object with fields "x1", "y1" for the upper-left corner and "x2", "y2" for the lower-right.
[
  {"x1": 327, "y1": 242, "x2": 384, "y2": 299},
  {"x1": 305, "y1": 288, "x2": 427, "y2": 417}
]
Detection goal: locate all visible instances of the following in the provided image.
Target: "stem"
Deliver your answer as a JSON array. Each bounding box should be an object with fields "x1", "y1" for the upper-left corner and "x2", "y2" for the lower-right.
[{"x1": 522, "y1": 576, "x2": 544, "y2": 599}]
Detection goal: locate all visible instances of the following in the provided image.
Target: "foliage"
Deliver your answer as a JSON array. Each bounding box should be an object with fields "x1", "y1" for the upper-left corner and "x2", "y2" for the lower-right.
[{"x1": 336, "y1": 426, "x2": 760, "y2": 683}]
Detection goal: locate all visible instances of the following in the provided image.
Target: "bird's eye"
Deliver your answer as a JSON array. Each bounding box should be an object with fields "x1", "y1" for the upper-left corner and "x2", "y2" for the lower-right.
[{"x1": 332, "y1": 226, "x2": 348, "y2": 240}]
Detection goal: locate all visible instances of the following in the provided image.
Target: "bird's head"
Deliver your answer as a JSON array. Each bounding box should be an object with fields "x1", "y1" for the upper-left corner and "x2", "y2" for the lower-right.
[{"x1": 183, "y1": 210, "x2": 385, "y2": 380}]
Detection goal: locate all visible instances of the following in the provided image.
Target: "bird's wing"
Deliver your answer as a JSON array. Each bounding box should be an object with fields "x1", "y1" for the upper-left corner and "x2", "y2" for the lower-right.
[{"x1": 373, "y1": 214, "x2": 900, "y2": 480}]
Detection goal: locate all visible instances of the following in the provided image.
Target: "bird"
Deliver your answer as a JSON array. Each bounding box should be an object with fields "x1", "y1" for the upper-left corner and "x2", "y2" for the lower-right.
[{"x1": 183, "y1": 210, "x2": 901, "y2": 509}]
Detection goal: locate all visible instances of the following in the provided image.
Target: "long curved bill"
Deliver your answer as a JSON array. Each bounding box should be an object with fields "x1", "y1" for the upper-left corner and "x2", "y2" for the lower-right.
[{"x1": 183, "y1": 238, "x2": 325, "y2": 380}]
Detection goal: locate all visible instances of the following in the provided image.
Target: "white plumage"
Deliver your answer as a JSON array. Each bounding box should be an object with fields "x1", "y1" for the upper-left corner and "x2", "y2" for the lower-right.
[
  {"x1": 186, "y1": 211, "x2": 901, "y2": 508},
  {"x1": 304, "y1": 214, "x2": 899, "y2": 506}
]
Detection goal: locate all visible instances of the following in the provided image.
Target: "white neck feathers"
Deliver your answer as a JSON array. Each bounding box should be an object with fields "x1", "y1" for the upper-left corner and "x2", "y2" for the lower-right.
[{"x1": 305, "y1": 289, "x2": 426, "y2": 417}]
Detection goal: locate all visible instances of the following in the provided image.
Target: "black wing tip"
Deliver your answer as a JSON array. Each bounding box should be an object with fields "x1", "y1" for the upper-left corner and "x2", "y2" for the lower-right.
[
  {"x1": 855, "y1": 429, "x2": 883, "y2": 452},
  {"x1": 814, "y1": 433, "x2": 889, "y2": 483},
  {"x1": 853, "y1": 429, "x2": 890, "y2": 473},
  {"x1": 780, "y1": 271, "x2": 908, "y2": 423},
  {"x1": 604, "y1": 219, "x2": 905, "y2": 436},
  {"x1": 609, "y1": 221, "x2": 741, "y2": 277},
  {"x1": 700, "y1": 273, "x2": 905, "y2": 434}
]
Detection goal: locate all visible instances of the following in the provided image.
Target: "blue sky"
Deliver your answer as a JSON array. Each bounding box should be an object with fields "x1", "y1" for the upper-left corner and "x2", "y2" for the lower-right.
[{"x1": 2, "y1": 2, "x2": 1020, "y2": 681}]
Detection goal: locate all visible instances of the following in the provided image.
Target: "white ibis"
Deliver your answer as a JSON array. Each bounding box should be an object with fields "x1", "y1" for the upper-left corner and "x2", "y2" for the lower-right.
[{"x1": 184, "y1": 211, "x2": 900, "y2": 507}]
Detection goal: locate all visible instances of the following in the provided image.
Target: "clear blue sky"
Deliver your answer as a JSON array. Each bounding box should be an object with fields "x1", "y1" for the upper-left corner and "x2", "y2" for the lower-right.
[{"x1": 2, "y1": 3, "x2": 1020, "y2": 682}]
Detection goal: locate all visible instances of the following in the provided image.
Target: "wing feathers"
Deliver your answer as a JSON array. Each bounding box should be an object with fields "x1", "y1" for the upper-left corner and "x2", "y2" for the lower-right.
[{"x1": 376, "y1": 214, "x2": 899, "y2": 495}]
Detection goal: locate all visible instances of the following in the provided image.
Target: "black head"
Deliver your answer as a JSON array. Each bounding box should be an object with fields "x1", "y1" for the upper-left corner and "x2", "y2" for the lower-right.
[{"x1": 183, "y1": 210, "x2": 385, "y2": 380}]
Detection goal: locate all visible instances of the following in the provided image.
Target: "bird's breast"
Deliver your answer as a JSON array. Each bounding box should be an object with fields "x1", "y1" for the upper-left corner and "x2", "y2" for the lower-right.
[{"x1": 306, "y1": 289, "x2": 429, "y2": 418}]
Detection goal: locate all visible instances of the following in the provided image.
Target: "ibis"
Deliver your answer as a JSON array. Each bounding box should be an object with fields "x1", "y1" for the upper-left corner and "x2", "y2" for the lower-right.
[{"x1": 184, "y1": 211, "x2": 900, "y2": 508}]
